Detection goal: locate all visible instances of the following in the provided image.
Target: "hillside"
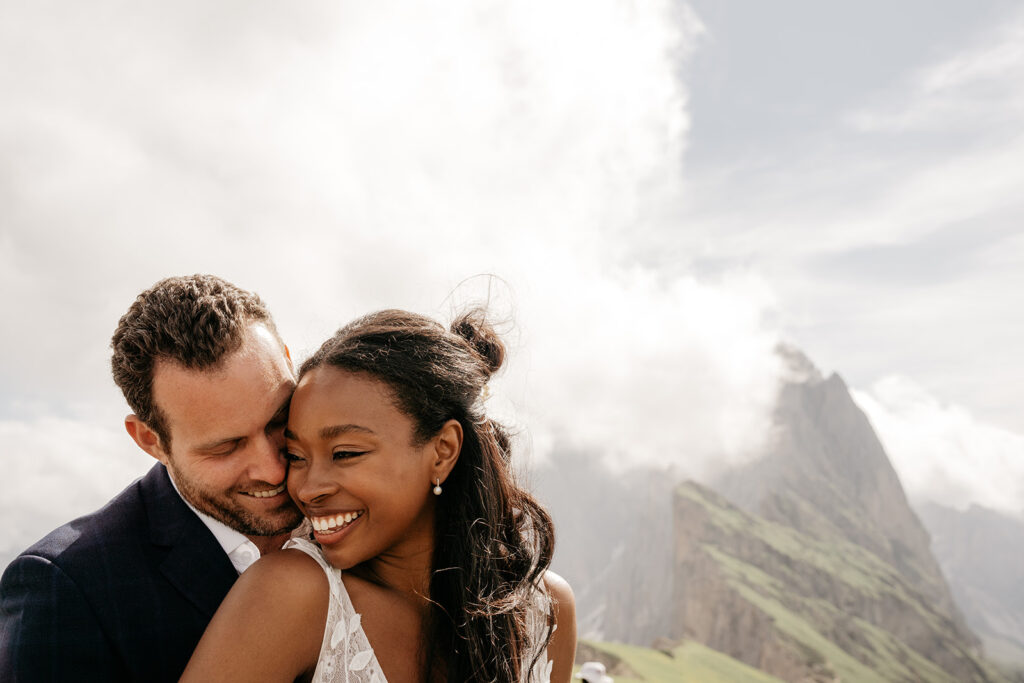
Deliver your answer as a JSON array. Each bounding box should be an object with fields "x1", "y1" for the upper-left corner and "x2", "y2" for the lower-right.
[
  {"x1": 714, "y1": 347, "x2": 963, "y2": 628},
  {"x1": 671, "y1": 482, "x2": 1005, "y2": 682},
  {"x1": 578, "y1": 639, "x2": 787, "y2": 683},
  {"x1": 541, "y1": 345, "x2": 1011, "y2": 681}
]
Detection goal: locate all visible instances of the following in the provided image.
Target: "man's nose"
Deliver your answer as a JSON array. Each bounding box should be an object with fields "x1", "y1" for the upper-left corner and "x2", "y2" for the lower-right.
[{"x1": 248, "y1": 433, "x2": 287, "y2": 484}]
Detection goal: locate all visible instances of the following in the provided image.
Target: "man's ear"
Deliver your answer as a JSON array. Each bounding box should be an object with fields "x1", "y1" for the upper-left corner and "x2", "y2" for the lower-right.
[
  {"x1": 431, "y1": 419, "x2": 463, "y2": 484},
  {"x1": 125, "y1": 415, "x2": 169, "y2": 464},
  {"x1": 282, "y1": 343, "x2": 295, "y2": 375}
]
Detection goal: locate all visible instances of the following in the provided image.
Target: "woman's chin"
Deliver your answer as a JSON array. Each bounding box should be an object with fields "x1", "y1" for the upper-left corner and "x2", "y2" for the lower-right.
[{"x1": 319, "y1": 546, "x2": 361, "y2": 571}]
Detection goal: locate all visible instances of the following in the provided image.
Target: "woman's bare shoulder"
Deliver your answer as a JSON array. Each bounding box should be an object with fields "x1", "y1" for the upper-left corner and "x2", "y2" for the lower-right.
[
  {"x1": 232, "y1": 548, "x2": 328, "y2": 609},
  {"x1": 245, "y1": 547, "x2": 325, "y2": 582},
  {"x1": 543, "y1": 569, "x2": 575, "y2": 608},
  {"x1": 179, "y1": 548, "x2": 329, "y2": 682},
  {"x1": 542, "y1": 570, "x2": 577, "y2": 683}
]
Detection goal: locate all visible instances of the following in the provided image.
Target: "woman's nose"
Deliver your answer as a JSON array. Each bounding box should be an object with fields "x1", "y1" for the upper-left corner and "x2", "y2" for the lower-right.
[{"x1": 294, "y1": 459, "x2": 340, "y2": 504}]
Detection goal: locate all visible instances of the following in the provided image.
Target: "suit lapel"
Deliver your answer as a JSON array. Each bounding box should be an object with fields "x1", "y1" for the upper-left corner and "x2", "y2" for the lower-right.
[{"x1": 140, "y1": 464, "x2": 238, "y2": 619}]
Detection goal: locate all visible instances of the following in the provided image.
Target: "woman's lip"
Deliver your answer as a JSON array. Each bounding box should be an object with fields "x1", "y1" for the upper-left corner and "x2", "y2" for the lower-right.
[
  {"x1": 312, "y1": 513, "x2": 362, "y2": 546},
  {"x1": 304, "y1": 508, "x2": 364, "y2": 517}
]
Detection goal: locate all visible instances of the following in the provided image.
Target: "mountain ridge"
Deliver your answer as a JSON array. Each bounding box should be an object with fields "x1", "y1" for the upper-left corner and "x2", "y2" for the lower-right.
[
  {"x1": 917, "y1": 501, "x2": 1024, "y2": 671},
  {"x1": 541, "y1": 344, "x2": 1009, "y2": 681},
  {"x1": 714, "y1": 346, "x2": 967, "y2": 636},
  {"x1": 672, "y1": 480, "x2": 1002, "y2": 681}
]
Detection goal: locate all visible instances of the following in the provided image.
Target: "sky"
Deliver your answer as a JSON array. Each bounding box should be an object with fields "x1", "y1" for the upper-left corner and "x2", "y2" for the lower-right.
[{"x1": 2, "y1": 0, "x2": 1023, "y2": 563}]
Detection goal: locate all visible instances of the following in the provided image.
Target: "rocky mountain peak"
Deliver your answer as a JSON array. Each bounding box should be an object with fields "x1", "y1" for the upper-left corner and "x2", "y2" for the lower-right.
[
  {"x1": 775, "y1": 342, "x2": 823, "y2": 384},
  {"x1": 714, "y1": 347, "x2": 972, "y2": 640}
]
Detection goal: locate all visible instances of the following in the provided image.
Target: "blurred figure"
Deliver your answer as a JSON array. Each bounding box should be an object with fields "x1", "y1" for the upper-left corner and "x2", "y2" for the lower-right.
[{"x1": 575, "y1": 661, "x2": 614, "y2": 683}]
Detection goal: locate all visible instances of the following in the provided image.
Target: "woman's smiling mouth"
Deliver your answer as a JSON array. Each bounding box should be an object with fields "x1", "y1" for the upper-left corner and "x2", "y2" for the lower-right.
[{"x1": 309, "y1": 510, "x2": 365, "y2": 538}]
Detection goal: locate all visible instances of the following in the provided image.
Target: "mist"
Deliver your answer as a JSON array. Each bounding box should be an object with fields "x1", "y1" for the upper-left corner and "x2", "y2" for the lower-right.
[
  {"x1": 0, "y1": 0, "x2": 787, "y2": 568},
  {"x1": 2, "y1": 0, "x2": 1023, "y2": 582}
]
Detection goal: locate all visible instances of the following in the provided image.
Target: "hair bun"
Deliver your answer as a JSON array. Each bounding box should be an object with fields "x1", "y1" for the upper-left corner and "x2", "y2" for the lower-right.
[{"x1": 451, "y1": 309, "x2": 505, "y2": 376}]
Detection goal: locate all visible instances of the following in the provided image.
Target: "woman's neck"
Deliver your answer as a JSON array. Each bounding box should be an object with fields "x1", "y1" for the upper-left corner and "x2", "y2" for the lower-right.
[{"x1": 354, "y1": 528, "x2": 435, "y2": 605}]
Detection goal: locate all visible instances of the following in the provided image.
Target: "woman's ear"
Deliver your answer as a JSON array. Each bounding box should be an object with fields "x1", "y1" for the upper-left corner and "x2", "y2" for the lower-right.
[{"x1": 432, "y1": 419, "x2": 463, "y2": 483}]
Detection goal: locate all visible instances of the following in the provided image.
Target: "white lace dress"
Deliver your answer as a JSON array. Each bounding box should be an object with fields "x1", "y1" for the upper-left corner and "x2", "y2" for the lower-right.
[{"x1": 283, "y1": 536, "x2": 554, "y2": 683}]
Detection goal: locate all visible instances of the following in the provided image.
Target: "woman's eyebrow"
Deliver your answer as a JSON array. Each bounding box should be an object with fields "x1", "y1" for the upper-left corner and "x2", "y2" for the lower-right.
[
  {"x1": 284, "y1": 424, "x2": 376, "y2": 441},
  {"x1": 319, "y1": 424, "x2": 376, "y2": 440}
]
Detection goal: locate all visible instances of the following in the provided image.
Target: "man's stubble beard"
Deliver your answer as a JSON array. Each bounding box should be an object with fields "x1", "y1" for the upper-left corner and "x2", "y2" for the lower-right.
[{"x1": 167, "y1": 459, "x2": 303, "y2": 537}]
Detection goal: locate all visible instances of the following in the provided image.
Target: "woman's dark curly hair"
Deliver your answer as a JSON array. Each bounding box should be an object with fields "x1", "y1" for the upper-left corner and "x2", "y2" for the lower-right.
[{"x1": 299, "y1": 308, "x2": 555, "y2": 682}]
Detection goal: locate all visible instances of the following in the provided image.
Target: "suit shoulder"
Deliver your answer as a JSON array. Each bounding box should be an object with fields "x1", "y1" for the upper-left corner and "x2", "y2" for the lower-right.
[{"x1": 11, "y1": 471, "x2": 152, "y2": 573}]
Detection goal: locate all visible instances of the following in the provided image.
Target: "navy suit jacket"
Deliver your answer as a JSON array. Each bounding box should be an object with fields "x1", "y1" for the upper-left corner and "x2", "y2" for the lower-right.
[{"x1": 0, "y1": 464, "x2": 239, "y2": 682}]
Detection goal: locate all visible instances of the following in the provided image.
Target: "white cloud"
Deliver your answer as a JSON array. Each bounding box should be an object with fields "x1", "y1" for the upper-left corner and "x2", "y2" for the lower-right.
[
  {"x1": 853, "y1": 377, "x2": 1024, "y2": 517},
  {"x1": 817, "y1": 9, "x2": 1024, "y2": 251},
  {"x1": 677, "y1": 6, "x2": 1024, "y2": 262},
  {"x1": 515, "y1": 268, "x2": 781, "y2": 476},
  {"x1": 6, "y1": 0, "x2": 1017, "y2": 565},
  {"x1": 669, "y1": 6, "x2": 1024, "y2": 437},
  {"x1": 2, "y1": 1, "x2": 789, "y2": 555},
  {"x1": 846, "y1": 8, "x2": 1024, "y2": 134},
  {"x1": 0, "y1": 0, "x2": 706, "y2": 396}
]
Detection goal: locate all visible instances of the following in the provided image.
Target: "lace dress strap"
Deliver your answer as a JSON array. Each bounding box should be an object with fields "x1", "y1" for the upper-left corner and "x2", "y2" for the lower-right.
[{"x1": 283, "y1": 536, "x2": 387, "y2": 683}]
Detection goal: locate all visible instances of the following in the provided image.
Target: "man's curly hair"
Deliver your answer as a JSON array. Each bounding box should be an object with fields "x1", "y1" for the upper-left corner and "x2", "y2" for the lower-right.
[{"x1": 110, "y1": 274, "x2": 279, "y2": 448}]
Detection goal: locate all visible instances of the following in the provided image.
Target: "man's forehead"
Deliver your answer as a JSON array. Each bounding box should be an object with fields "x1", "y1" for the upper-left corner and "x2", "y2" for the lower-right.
[
  {"x1": 151, "y1": 328, "x2": 294, "y2": 444},
  {"x1": 246, "y1": 322, "x2": 285, "y2": 352},
  {"x1": 157, "y1": 373, "x2": 293, "y2": 446}
]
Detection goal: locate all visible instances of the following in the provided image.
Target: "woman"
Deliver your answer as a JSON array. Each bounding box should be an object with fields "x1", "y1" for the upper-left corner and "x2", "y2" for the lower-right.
[{"x1": 181, "y1": 309, "x2": 576, "y2": 683}]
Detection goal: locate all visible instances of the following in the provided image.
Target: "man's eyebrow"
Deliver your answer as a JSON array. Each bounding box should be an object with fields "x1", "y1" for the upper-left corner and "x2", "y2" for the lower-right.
[
  {"x1": 195, "y1": 436, "x2": 242, "y2": 452},
  {"x1": 200, "y1": 397, "x2": 293, "y2": 450}
]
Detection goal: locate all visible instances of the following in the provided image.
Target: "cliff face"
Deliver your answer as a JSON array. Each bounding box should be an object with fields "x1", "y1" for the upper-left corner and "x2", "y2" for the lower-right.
[
  {"x1": 534, "y1": 449, "x2": 676, "y2": 644},
  {"x1": 714, "y1": 347, "x2": 969, "y2": 641},
  {"x1": 918, "y1": 502, "x2": 1024, "y2": 670},
  {"x1": 672, "y1": 482, "x2": 1003, "y2": 682},
  {"x1": 541, "y1": 346, "x2": 1010, "y2": 681},
  {"x1": 670, "y1": 348, "x2": 1003, "y2": 681}
]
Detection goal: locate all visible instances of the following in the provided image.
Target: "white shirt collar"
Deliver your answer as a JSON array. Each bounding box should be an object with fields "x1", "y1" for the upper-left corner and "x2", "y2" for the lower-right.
[{"x1": 168, "y1": 474, "x2": 262, "y2": 575}]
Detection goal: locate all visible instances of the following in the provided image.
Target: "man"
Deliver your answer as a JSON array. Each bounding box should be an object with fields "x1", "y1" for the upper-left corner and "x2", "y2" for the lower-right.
[{"x1": 0, "y1": 274, "x2": 304, "y2": 682}]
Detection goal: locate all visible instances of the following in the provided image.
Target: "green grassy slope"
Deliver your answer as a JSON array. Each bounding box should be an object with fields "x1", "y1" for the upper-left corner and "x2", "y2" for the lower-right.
[
  {"x1": 674, "y1": 482, "x2": 1009, "y2": 683},
  {"x1": 579, "y1": 639, "x2": 786, "y2": 683}
]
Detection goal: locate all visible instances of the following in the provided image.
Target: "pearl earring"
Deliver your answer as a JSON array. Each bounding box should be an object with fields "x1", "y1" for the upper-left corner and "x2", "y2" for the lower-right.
[{"x1": 433, "y1": 478, "x2": 443, "y2": 496}]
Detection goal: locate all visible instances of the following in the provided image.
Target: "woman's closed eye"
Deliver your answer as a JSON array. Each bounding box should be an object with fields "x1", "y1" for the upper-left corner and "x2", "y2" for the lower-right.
[
  {"x1": 333, "y1": 450, "x2": 368, "y2": 460},
  {"x1": 282, "y1": 448, "x2": 366, "y2": 462},
  {"x1": 281, "y1": 448, "x2": 305, "y2": 463}
]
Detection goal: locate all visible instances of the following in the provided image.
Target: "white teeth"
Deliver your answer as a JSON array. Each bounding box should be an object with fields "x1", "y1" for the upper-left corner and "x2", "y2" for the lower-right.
[
  {"x1": 308, "y1": 511, "x2": 363, "y2": 535},
  {"x1": 247, "y1": 483, "x2": 286, "y2": 498}
]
